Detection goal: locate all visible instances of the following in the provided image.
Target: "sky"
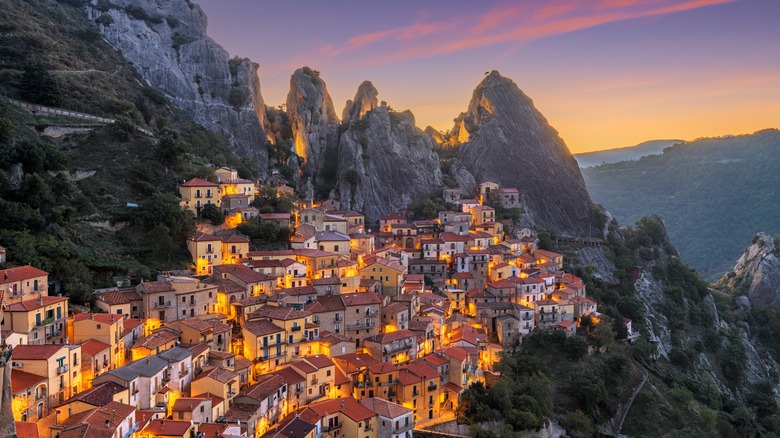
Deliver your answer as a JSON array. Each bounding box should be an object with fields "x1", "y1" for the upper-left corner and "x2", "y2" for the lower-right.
[{"x1": 196, "y1": 0, "x2": 780, "y2": 153}]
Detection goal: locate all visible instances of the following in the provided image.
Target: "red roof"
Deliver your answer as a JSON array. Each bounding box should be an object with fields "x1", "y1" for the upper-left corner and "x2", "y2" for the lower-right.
[
  {"x1": 143, "y1": 420, "x2": 191, "y2": 436},
  {"x1": 15, "y1": 422, "x2": 38, "y2": 438},
  {"x1": 12, "y1": 344, "x2": 65, "y2": 360},
  {"x1": 6, "y1": 295, "x2": 67, "y2": 312},
  {"x1": 11, "y1": 369, "x2": 47, "y2": 393},
  {"x1": 0, "y1": 265, "x2": 48, "y2": 284},
  {"x1": 189, "y1": 232, "x2": 221, "y2": 242},
  {"x1": 181, "y1": 178, "x2": 217, "y2": 187},
  {"x1": 303, "y1": 397, "x2": 377, "y2": 423},
  {"x1": 81, "y1": 339, "x2": 111, "y2": 357},
  {"x1": 441, "y1": 346, "x2": 468, "y2": 362}
]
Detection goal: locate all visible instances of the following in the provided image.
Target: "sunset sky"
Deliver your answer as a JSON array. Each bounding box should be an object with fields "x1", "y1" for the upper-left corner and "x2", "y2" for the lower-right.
[{"x1": 197, "y1": 0, "x2": 780, "y2": 153}]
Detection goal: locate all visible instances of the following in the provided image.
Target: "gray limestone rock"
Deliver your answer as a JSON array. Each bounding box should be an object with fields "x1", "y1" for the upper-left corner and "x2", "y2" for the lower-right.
[
  {"x1": 337, "y1": 105, "x2": 442, "y2": 222},
  {"x1": 342, "y1": 81, "x2": 379, "y2": 122},
  {"x1": 448, "y1": 158, "x2": 476, "y2": 195},
  {"x1": 728, "y1": 233, "x2": 780, "y2": 308},
  {"x1": 455, "y1": 71, "x2": 595, "y2": 236},
  {"x1": 87, "y1": 0, "x2": 269, "y2": 176},
  {"x1": 286, "y1": 67, "x2": 340, "y2": 184}
]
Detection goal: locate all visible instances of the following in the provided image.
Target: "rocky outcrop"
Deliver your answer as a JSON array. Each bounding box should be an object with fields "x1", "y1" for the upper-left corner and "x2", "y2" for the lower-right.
[
  {"x1": 449, "y1": 158, "x2": 476, "y2": 195},
  {"x1": 342, "y1": 81, "x2": 379, "y2": 122},
  {"x1": 87, "y1": 0, "x2": 269, "y2": 175},
  {"x1": 286, "y1": 67, "x2": 340, "y2": 183},
  {"x1": 455, "y1": 71, "x2": 594, "y2": 236},
  {"x1": 726, "y1": 232, "x2": 780, "y2": 308},
  {"x1": 337, "y1": 102, "x2": 442, "y2": 222}
]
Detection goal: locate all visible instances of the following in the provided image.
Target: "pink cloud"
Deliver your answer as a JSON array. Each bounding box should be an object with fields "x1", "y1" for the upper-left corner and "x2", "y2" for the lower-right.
[{"x1": 293, "y1": 0, "x2": 733, "y2": 70}]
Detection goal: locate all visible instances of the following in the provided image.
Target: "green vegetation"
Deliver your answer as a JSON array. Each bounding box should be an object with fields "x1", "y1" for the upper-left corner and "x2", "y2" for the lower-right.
[
  {"x1": 583, "y1": 130, "x2": 780, "y2": 279},
  {"x1": 406, "y1": 189, "x2": 457, "y2": 221}
]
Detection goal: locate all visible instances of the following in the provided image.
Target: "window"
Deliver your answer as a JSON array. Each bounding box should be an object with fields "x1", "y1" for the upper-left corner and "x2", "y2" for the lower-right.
[
  {"x1": 96, "y1": 324, "x2": 102, "y2": 330},
  {"x1": 182, "y1": 297, "x2": 186, "y2": 303}
]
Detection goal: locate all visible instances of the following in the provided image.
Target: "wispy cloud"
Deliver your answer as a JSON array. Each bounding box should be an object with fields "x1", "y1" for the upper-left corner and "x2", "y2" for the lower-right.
[{"x1": 298, "y1": 0, "x2": 732, "y2": 68}]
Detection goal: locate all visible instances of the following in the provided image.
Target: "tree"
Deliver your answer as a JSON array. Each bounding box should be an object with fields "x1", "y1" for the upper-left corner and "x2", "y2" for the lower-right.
[
  {"x1": 592, "y1": 322, "x2": 615, "y2": 348},
  {"x1": 201, "y1": 203, "x2": 224, "y2": 225},
  {"x1": 563, "y1": 410, "x2": 595, "y2": 438},
  {"x1": 19, "y1": 62, "x2": 62, "y2": 106}
]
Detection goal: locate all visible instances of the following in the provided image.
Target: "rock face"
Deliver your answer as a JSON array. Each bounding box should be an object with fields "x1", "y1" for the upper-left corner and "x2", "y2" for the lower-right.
[
  {"x1": 87, "y1": 0, "x2": 268, "y2": 175},
  {"x1": 342, "y1": 81, "x2": 379, "y2": 122},
  {"x1": 455, "y1": 71, "x2": 595, "y2": 236},
  {"x1": 337, "y1": 94, "x2": 442, "y2": 221},
  {"x1": 727, "y1": 233, "x2": 780, "y2": 308},
  {"x1": 286, "y1": 67, "x2": 340, "y2": 184}
]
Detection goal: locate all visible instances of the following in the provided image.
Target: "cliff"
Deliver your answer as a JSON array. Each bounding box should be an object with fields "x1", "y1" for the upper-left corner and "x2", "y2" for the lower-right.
[
  {"x1": 87, "y1": 0, "x2": 269, "y2": 175},
  {"x1": 337, "y1": 85, "x2": 442, "y2": 221},
  {"x1": 454, "y1": 71, "x2": 595, "y2": 236},
  {"x1": 725, "y1": 232, "x2": 780, "y2": 308},
  {"x1": 286, "y1": 67, "x2": 340, "y2": 184}
]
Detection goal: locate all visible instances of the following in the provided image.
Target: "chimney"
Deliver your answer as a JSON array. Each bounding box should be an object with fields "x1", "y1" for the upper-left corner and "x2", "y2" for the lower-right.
[
  {"x1": 105, "y1": 419, "x2": 110, "y2": 427},
  {"x1": 38, "y1": 295, "x2": 43, "y2": 306}
]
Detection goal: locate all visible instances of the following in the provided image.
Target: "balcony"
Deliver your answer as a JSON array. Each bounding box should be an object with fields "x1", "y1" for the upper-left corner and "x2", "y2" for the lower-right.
[
  {"x1": 310, "y1": 377, "x2": 318, "y2": 385},
  {"x1": 354, "y1": 381, "x2": 370, "y2": 388},
  {"x1": 291, "y1": 326, "x2": 302, "y2": 332},
  {"x1": 37, "y1": 317, "x2": 54, "y2": 327},
  {"x1": 323, "y1": 424, "x2": 342, "y2": 432},
  {"x1": 383, "y1": 342, "x2": 412, "y2": 354},
  {"x1": 180, "y1": 369, "x2": 189, "y2": 377},
  {"x1": 103, "y1": 360, "x2": 110, "y2": 368},
  {"x1": 57, "y1": 365, "x2": 69, "y2": 374},
  {"x1": 227, "y1": 391, "x2": 237, "y2": 398},
  {"x1": 393, "y1": 423, "x2": 413, "y2": 434},
  {"x1": 522, "y1": 315, "x2": 533, "y2": 321},
  {"x1": 47, "y1": 329, "x2": 62, "y2": 339},
  {"x1": 155, "y1": 301, "x2": 172, "y2": 308},
  {"x1": 365, "y1": 309, "x2": 379, "y2": 317},
  {"x1": 428, "y1": 384, "x2": 438, "y2": 391},
  {"x1": 347, "y1": 321, "x2": 376, "y2": 330}
]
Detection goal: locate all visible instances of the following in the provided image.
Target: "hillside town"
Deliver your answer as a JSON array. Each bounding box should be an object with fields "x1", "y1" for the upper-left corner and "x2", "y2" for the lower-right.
[{"x1": 0, "y1": 168, "x2": 621, "y2": 438}]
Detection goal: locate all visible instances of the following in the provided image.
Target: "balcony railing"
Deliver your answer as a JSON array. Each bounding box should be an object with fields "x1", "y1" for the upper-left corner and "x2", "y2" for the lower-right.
[
  {"x1": 428, "y1": 384, "x2": 437, "y2": 391},
  {"x1": 323, "y1": 424, "x2": 342, "y2": 432},
  {"x1": 155, "y1": 301, "x2": 172, "y2": 308},
  {"x1": 57, "y1": 365, "x2": 69, "y2": 374},
  {"x1": 47, "y1": 329, "x2": 62, "y2": 339},
  {"x1": 347, "y1": 321, "x2": 375, "y2": 330},
  {"x1": 354, "y1": 381, "x2": 370, "y2": 388},
  {"x1": 227, "y1": 391, "x2": 237, "y2": 397},
  {"x1": 291, "y1": 326, "x2": 302, "y2": 332},
  {"x1": 37, "y1": 317, "x2": 54, "y2": 327},
  {"x1": 393, "y1": 423, "x2": 413, "y2": 434},
  {"x1": 310, "y1": 377, "x2": 318, "y2": 385},
  {"x1": 365, "y1": 309, "x2": 379, "y2": 317},
  {"x1": 384, "y1": 342, "x2": 412, "y2": 354}
]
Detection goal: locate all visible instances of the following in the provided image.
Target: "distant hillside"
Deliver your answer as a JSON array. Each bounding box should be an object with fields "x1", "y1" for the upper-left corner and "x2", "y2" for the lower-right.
[
  {"x1": 575, "y1": 139, "x2": 681, "y2": 168},
  {"x1": 583, "y1": 129, "x2": 780, "y2": 279}
]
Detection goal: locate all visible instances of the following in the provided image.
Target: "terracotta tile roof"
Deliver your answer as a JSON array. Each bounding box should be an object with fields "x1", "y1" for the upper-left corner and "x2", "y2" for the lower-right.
[
  {"x1": 171, "y1": 397, "x2": 208, "y2": 413},
  {"x1": 467, "y1": 289, "x2": 495, "y2": 299},
  {"x1": 80, "y1": 339, "x2": 110, "y2": 357},
  {"x1": 270, "y1": 366, "x2": 305, "y2": 385},
  {"x1": 443, "y1": 381, "x2": 464, "y2": 393},
  {"x1": 534, "y1": 249, "x2": 562, "y2": 259},
  {"x1": 192, "y1": 393, "x2": 224, "y2": 407},
  {"x1": 188, "y1": 343, "x2": 210, "y2": 357},
  {"x1": 362, "y1": 257, "x2": 405, "y2": 273},
  {"x1": 197, "y1": 424, "x2": 227, "y2": 438},
  {"x1": 221, "y1": 234, "x2": 250, "y2": 244},
  {"x1": 132, "y1": 329, "x2": 179, "y2": 350},
  {"x1": 6, "y1": 295, "x2": 67, "y2": 312},
  {"x1": 396, "y1": 370, "x2": 419, "y2": 386},
  {"x1": 215, "y1": 278, "x2": 245, "y2": 294},
  {"x1": 74, "y1": 313, "x2": 123, "y2": 324},
  {"x1": 368, "y1": 362, "x2": 398, "y2": 374},
  {"x1": 68, "y1": 381, "x2": 127, "y2": 406},
  {"x1": 123, "y1": 318, "x2": 143, "y2": 331},
  {"x1": 311, "y1": 277, "x2": 341, "y2": 286},
  {"x1": 382, "y1": 301, "x2": 408, "y2": 314},
  {"x1": 441, "y1": 346, "x2": 469, "y2": 362},
  {"x1": 333, "y1": 353, "x2": 378, "y2": 374},
  {"x1": 294, "y1": 248, "x2": 337, "y2": 258},
  {"x1": 188, "y1": 232, "x2": 221, "y2": 242},
  {"x1": 304, "y1": 354, "x2": 334, "y2": 369},
  {"x1": 215, "y1": 264, "x2": 274, "y2": 283},
  {"x1": 404, "y1": 361, "x2": 440, "y2": 380},
  {"x1": 181, "y1": 178, "x2": 218, "y2": 187},
  {"x1": 96, "y1": 288, "x2": 141, "y2": 305},
  {"x1": 243, "y1": 319, "x2": 284, "y2": 337},
  {"x1": 240, "y1": 374, "x2": 286, "y2": 402},
  {"x1": 307, "y1": 295, "x2": 346, "y2": 313},
  {"x1": 15, "y1": 422, "x2": 39, "y2": 438},
  {"x1": 360, "y1": 397, "x2": 411, "y2": 419},
  {"x1": 195, "y1": 366, "x2": 239, "y2": 384},
  {"x1": 0, "y1": 265, "x2": 48, "y2": 284},
  {"x1": 303, "y1": 397, "x2": 376, "y2": 423},
  {"x1": 12, "y1": 344, "x2": 65, "y2": 360},
  {"x1": 136, "y1": 281, "x2": 176, "y2": 294},
  {"x1": 11, "y1": 369, "x2": 46, "y2": 393},
  {"x1": 424, "y1": 354, "x2": 449, "y2": 367},
  {"x1": 341, "y1": 292, "x2": 382, "y2": 306},
  {"x1": 277, "y1": 285, "x2": 317, "y2": 296},
  {"x1": 142, "y1": 420, "x2": 191, "y2": 437}
]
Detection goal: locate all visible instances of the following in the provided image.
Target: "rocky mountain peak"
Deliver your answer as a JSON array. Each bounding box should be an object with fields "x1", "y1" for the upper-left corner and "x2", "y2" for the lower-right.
[
  {"x1": 453, "y1": 70, "x2": 596, "y2": 236},
  {"x1": 342, "y1": 80, "x2": 379, "y2": 122},
  {"x1": 286, "y1": 67, "x2": 340, "y2": 183},
  {"x1": 725, "y1": 232, "x2": 780, "y2": 308}
]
